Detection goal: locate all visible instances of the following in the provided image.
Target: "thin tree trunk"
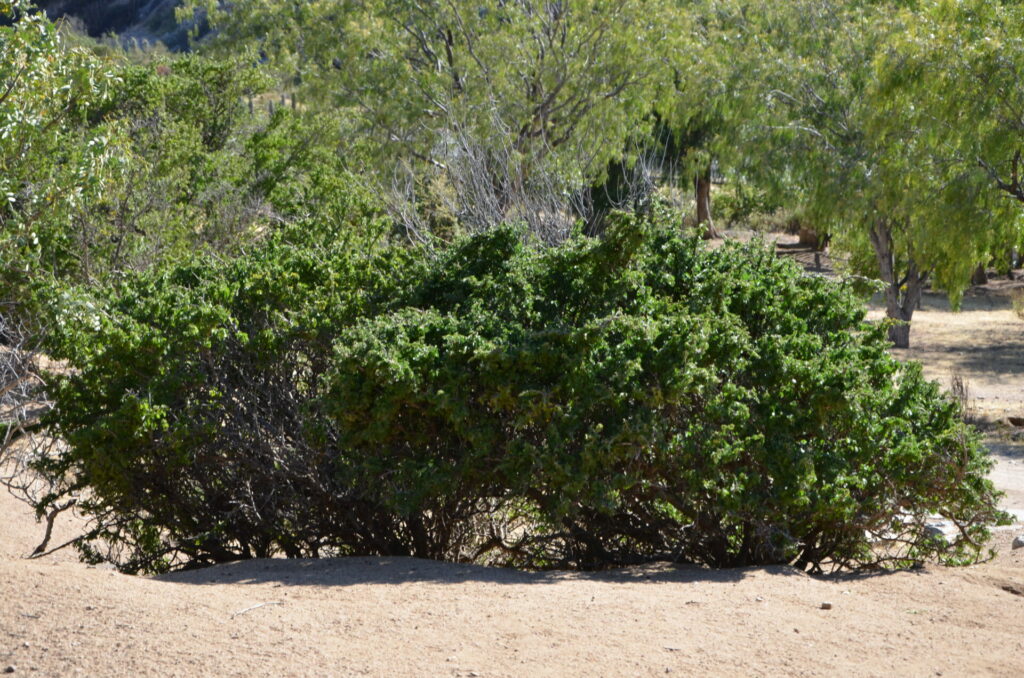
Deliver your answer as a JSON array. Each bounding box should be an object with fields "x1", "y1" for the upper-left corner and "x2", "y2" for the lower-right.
[
  {"x1": 869, "y1": 219, "x2": 926, "y2": 349},
  {"x1": 695, "y1": 163, "x2": 718, "y2": 240},
  {"x1": 971, "y1": 263, "x2": 988, "y2": 286}
]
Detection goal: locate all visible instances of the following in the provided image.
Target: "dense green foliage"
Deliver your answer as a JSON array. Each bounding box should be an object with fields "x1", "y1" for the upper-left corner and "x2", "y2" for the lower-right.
[
  {"x1": 875, "y1": 0, "x2": 1024, "y2": 258},
  {"x1": 2, "y1": 1, "x2": 1019, "y2": 575},
  {"x1": 1, "y1": 2, "x2": 363, "y2": 308},
  {"x1": 1, "y1": 2, "x2": 122, "y2": 293},
  {"x1": 10, "y1": 1, "x2": 1024, "y2": 339},
  {"x1": 40, "y1": 214, "x2": 1004, "y2": 573}
]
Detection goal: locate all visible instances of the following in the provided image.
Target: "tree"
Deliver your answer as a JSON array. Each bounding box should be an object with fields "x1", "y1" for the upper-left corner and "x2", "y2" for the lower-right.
[
  {"x1": 0, "y1": 3, "x2": 325, "y2": 300},
  {"x1": 874, "y1": 0, "x2": 1024, "y2": 277},
  {"x1": 733, "y1": 0, "x2": 1008, "y2": 347},
  {"x1": 0, "y1": 0, "x2": 125, "y2": 296},
  {"x1": 183, "y1": 0, "x2": 674, "y2": 240},
  {"x1": 656, "y1": 0, "x2": 766, "y2": 238}
]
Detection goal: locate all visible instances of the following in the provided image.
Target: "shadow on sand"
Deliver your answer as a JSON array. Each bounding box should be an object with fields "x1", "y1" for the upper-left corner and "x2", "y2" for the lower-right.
[
  {"x1": 868, "y1": 290, "x2": 1024, "y2": 381},
  {"x1": 155, "y1": 555, "x2": 815, "y2": 588}
]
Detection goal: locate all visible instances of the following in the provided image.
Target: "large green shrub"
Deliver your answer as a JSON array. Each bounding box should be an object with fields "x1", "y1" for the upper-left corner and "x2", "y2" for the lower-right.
[
  {"x1": 41, "y1": 214, "x2": 1005, "y2": 573},
  {"x1": 40, "y1": 185, "x2": 408, "y2": 573}
]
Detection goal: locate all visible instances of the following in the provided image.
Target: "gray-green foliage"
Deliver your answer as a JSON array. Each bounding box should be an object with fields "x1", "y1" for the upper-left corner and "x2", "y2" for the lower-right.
[
  {"x1": 874, "y1": 0, "x2": 1024, "y2": 270},
  {"x1": 1, "y1": 1, "x2": 124, "y2": 291},
  {"x1": 183, "y1": 0, "x2": 676, "y2": 238},
  {"x1": 40, "y1": 211, "x2": 1006, "y2": 574},
  {"x1": 1, "y1": 3, "x2": 363, "y2": 306}
]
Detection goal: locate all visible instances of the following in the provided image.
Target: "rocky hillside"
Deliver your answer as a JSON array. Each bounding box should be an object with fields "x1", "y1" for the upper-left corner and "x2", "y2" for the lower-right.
[{"x1": 35, "y1": 0, "x2": 194, "y2": 50}]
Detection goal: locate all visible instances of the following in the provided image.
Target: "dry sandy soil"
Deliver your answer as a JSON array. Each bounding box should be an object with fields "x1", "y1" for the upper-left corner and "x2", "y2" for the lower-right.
[
  {"x1": 3, "y1": 250, "x2": 1024, "y2": 677},
  {"x1": 1, "y1": 493, "x2": 1023, "y2": 678}
]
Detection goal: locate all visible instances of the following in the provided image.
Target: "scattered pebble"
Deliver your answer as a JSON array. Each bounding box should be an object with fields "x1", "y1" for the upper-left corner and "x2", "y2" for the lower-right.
[
  {"x1": 4, "y1": 666, "x2": 16, "y2": 674},
  {"x1": 1013, "y1": 535, "x2": 1024, "y2": 550},
  {"x1": 820, "y1": 602, "x2": 833, "y2": 610}
]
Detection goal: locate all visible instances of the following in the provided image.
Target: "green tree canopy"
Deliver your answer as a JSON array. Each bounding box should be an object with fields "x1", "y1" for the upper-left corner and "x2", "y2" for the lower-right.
[
  {"x1": 875, "y1": 0, "x2": 1024, "y2": 271},
  {"x1": 1, "y1": 0, "x2": 125, "y2": 292},
  {"x1": 1, "y1": 3, "x2": 367, "y2": 304},
  {"x1": 724, "y1": 0, "x2": 1021, "y2": 347},
  {"x1": 183, "y1": 0, "x2": 676, "y2": 239}
]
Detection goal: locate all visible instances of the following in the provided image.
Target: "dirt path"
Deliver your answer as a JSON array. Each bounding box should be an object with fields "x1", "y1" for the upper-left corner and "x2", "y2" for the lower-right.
[{"x1": 872, "y1": 288, "x2": 1024, "y2": 422}]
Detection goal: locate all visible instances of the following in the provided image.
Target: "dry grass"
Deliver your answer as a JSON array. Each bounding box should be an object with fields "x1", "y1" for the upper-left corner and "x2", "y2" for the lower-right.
[
  {"x1": 950, "y1": 370, "x2": 979, "y2": 425},
  {"x1": 1012, "y1": 288, "x2": 1024, "y2": 321}
]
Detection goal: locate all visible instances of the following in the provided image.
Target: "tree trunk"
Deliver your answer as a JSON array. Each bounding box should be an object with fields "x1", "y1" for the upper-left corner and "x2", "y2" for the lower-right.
[
  {"x1": 971, "y1": 263, "x2": 988, "y2": 286},
  {"x1": 887, "y1": 321, "x2": 911, "y2": 349},
  {"x1": 869, "y1": 219, "x2": 927, "y2": 349},
  {"x1": 695, "y1": 163, "x2": 718, "y2": 240}
]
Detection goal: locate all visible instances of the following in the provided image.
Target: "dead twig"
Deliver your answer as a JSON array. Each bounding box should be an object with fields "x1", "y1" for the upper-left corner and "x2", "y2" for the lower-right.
[
  {"x1": 230, "y1": 601, "x2": 284, "y2": 618},
  {"x1": 30, "y1": 498, "x2": 78, "y2": 557}
]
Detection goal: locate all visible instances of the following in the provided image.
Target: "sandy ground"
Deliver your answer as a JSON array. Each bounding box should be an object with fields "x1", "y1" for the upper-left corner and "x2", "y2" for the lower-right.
[
  {"x1": 3, "y1": 249, "x2": 1024, "y2": 677},
  {"x1": 1, "y1": 489, "x2": 1023, "y2": 678}
]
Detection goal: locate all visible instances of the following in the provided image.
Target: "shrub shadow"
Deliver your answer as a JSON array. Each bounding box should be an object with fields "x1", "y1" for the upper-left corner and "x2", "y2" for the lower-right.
[{"x1": 155, "y1": 556, "x2": 796, "y2": 588}]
